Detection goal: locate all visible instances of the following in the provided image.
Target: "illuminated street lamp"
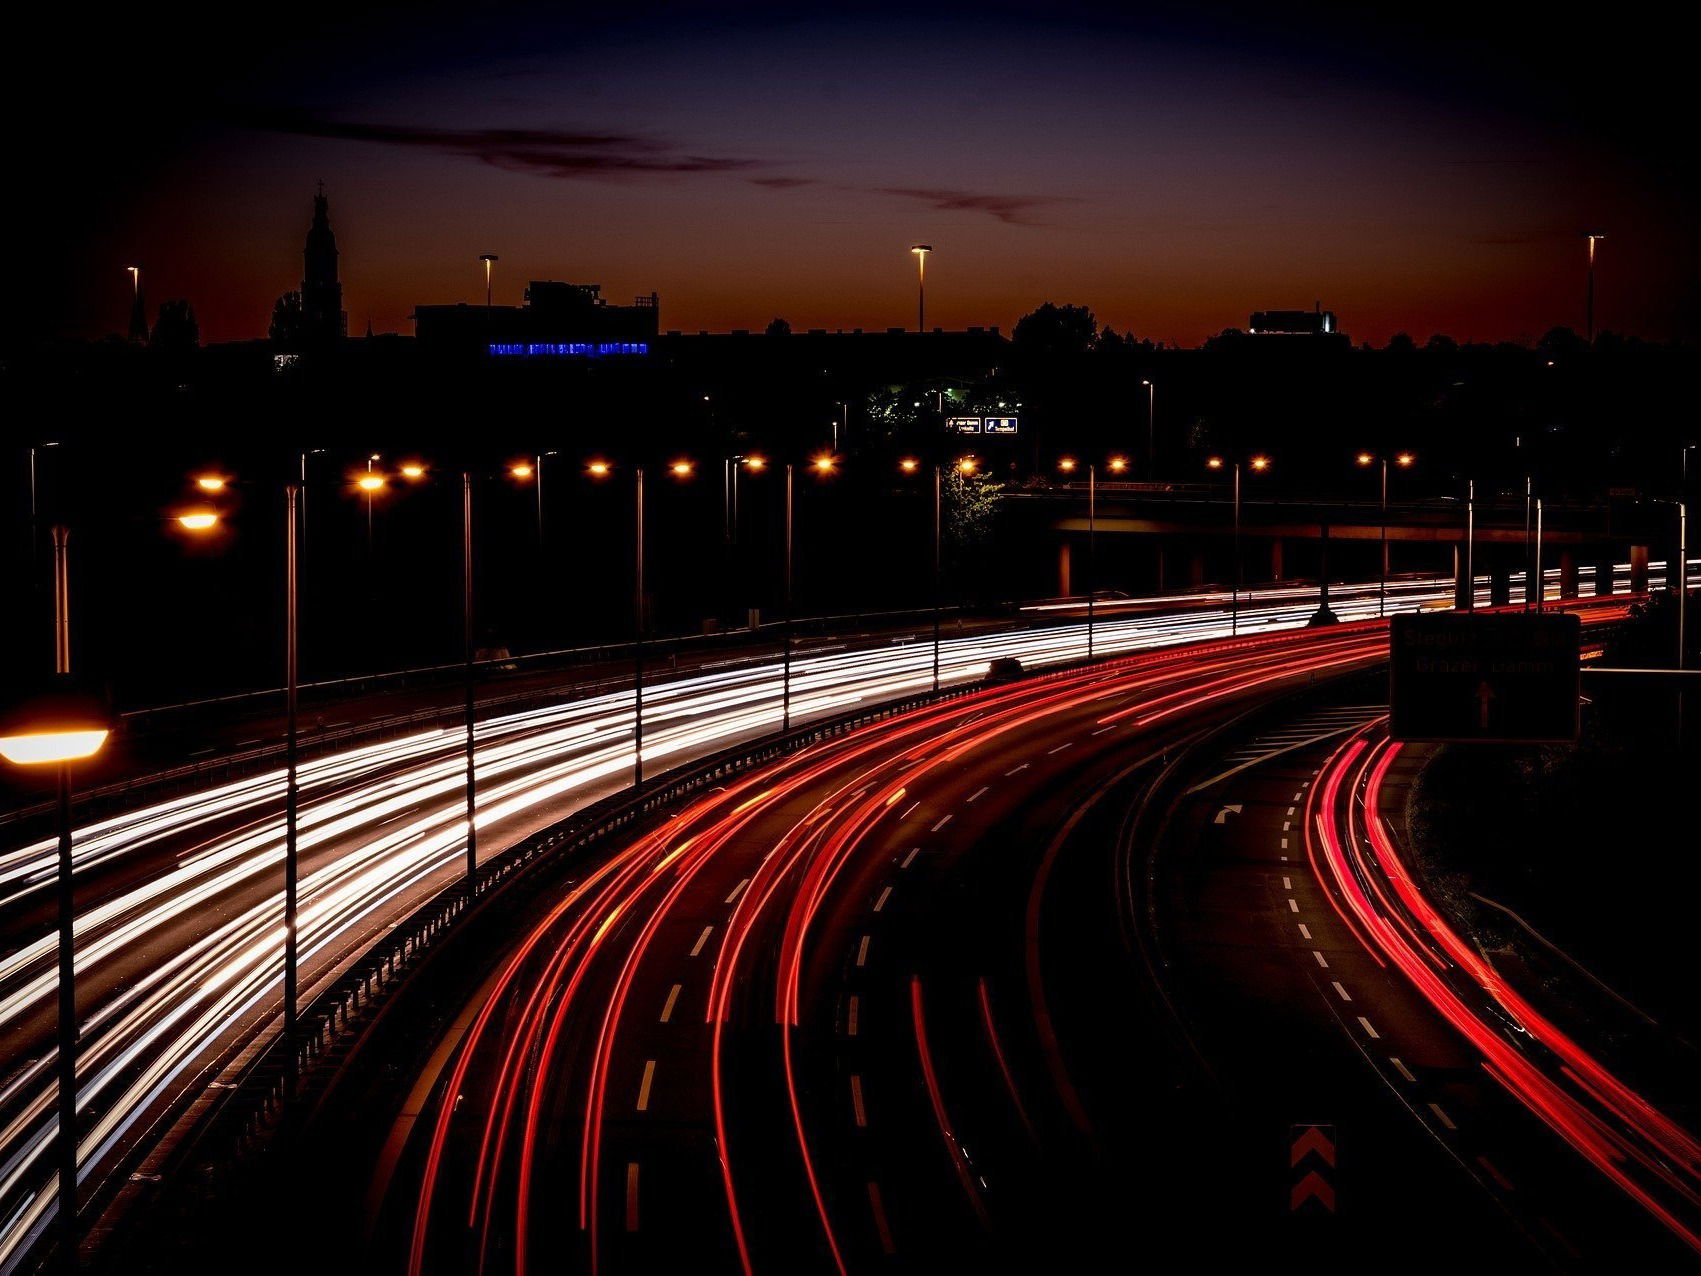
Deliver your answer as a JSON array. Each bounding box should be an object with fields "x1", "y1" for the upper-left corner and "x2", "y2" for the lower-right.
[
  {"x1": 1107, "y1": 456, "x2": 1129, "y2": 475},
  {"x1": 1141, "y1": 379, "x2": 1156, "y2": 477},
  {"x1": 1584, "y1": 232, "x2": 1605, "y2": 343},
  {"x1": 898, "y1": 457, "x2": 920, "y2": 475},
  {"x1": 1207, "y1": 454, "x2": 1273, "y2": 635},
  {"x1": 900, "y1": 458, "x2": 945, "y2": 690},
  {"x1": 910, "y1": 244, "x2": 932, "y2": 333},
  {"x1": 175, "y1": 510, "x2": 220, "y2": 531},
  {"x1": 957, "y1": 456, "x2": 978, "y2": 475},
  {"x1": 1355, "y1": 450, "x2": 1415, "y2": 617},
  {"x1": 194, "y1": 474, "x2": 227, "y2": 493},
  {"x1": 399, "y1": 462, "x2": 427, "y2": 481},
  {"x1": 480, "y1": 253, "x2": 499, "y2": 309}
]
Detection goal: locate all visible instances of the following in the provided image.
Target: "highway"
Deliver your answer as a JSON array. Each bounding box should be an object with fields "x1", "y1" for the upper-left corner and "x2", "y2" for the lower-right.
[
  {"x1": 0, "y1": 563, "x2": 1676, "y2": 1271},
  {"x1": 351, "y1": 621, "x2": 1394, "y2": 1272}
]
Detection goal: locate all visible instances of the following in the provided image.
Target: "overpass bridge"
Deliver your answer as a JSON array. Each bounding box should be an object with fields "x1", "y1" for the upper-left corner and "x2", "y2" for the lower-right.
[{"x1": 1017, "y1": 484, "x2": 1683, "y2": 608}]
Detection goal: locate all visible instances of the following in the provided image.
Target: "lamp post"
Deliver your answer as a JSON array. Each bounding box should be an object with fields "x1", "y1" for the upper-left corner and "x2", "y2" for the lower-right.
[
  {"x1": 28, "y1": 441, "x2": 59, "y2": 562},
  {"x1": 1355, "y1": 451, "x2": 1414, "y2": 618},
  {"x1": 283, "y1": 487, "x2": 301, "y2": 1057},
  {"x1": 1207, "y1": 455, "x2": 1271, "y2": 635},
  {"x1": 461, "y1": 472, "x2": 477, "y2": 895},
  {"x1": 910, "y1": 245, "x2": 932, "y2": 333},
  {"x1": 1465, "y1": 478, "x2": 1477, "y2": 612},
  {"x1": 1584, "y1": 232, "x2": 1605, "y2": 344},
  {"x1": 1141, "y1": 380, "x2": 1155, "y2": 477},
  {"x1": 0, "y1": 528, "x2": 112, "y2": 1273},
  {"x1": 480, "y1": 254, "x2": 499, "y2": 310}
]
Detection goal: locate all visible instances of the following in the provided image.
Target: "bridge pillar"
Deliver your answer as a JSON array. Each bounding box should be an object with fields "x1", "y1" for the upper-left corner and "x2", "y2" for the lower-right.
[
  {"x1": 1453, "y1": 544, "x2": 1471, "y2": 609},
  {"x1": 1560, "y1": 548, "x2": 1579, "y2": 599},
  {"x1": 1155, "y1": 544, "x2": 1167, "y2": 592},
  {"x1": 1189, "y1": 548, "x2": 1206, "y2": 588},
  {"x1": 1489, "y1": 565, "x2": 1512, "y2": 607},
  {"x1": 1630, "y1": 544, "x2": 1649, "y2": 594},
  {"x1": 1594, "y1": 557, "x2": 1614, "y2": 596},
  {"x1": 1269, "y1": 538, "x2": 1285, "y2": 582},
  {"x1": 1057, "y1": 540, "x2": 1073, "y2": 598}
]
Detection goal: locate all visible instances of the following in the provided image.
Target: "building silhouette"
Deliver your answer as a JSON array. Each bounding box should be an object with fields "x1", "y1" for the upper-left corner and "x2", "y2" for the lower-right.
[{"x1": 301, "y1": 185, "x2": 347, "y2": 344}]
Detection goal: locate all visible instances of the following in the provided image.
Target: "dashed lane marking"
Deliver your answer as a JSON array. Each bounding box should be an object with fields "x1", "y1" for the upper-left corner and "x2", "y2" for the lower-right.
[
  {"x1": 1357, "y1": 1016, "x2": 1381, "y2": 1039},
  {"x1": 1281, "y1": 876, "x2": 1292, "y2": 890},
  {"x1": 1047, "y1": 742, "x2": 1074, "y2": 755},
  {"x1": 625, "y1": 1163, "x2": 641, "y2": 1231},
  {"x1": 1287, "y1": 899, "x2": 1301, "y2": 913},
  {"x1": 1005, "y1": 763, "x2": 1031, "y2": 777},
  {"x1": 856, "y1": 935, "x2": 872, "y2": 967},
  {"x1": 931, "y1": 814, "x2": 954, "y2": 832},
  {"x1": 725, "y1": 878, "x2": 750, "y2": 904},
  {"x1": 1313, "y1": 951, "x2": 1329, "y2": 968},
  {"x1": 1091, "y1": 725, "x2": 1118, "y2": 736},
  {"x1": 847, "y1": 995, "x2": 861, "y2": 1036},
  {"x1": 1476, "y1": 1156, "x2": 1514, "y2": 1190},
  {"x1": 967, "y1": 786, "x2": 990, "y2": 803},
  {"x1": 1428, "y1": 1103, "x2": 1457, "y2": 1130},
  {"x1": 874, "y1": 886, "x2": 894, "y2": 913},
  {"x1": 851, "y1": 1075, "x2": 868, "y2": 1127},
  {"x1": 900, "y1": 847, "x2": 921, "y2": 869},
  {"x1": 1297, "y1": 924, "x2": 1312, "y2": 940},
  {"x1": 900, "y1": 801, "x2": 920, "y2": 819},
  {"x1": 1331, "y1": 981, "x2": 1353, "y2": 1002},
  {"x1": 1390, "y1": 1057, "x2": 1417, "y2": 1083},
  {"x1": 868, "y1": 1183, "x2": 896, "y2": 1255},
  {"x1": 636, "y1": 1060, "x2": 656, "y2": 1111},
  {"x1": 689, "y1": 926, "x2": 714, "y2": 957},
  {"x1": 659, "y1": 984, "x2": 682, "y2": 1023}
]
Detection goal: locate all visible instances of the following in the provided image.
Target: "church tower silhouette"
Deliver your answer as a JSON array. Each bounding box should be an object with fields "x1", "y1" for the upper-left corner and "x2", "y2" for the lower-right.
[{"x1": 301, "y1": 183, "x2": 347, "y2": 344}]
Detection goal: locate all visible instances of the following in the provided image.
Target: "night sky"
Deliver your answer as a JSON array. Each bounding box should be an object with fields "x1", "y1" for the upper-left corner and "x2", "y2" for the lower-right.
[{"x1": 25, "y1": 1, "x2": 1696, "y2": 348}]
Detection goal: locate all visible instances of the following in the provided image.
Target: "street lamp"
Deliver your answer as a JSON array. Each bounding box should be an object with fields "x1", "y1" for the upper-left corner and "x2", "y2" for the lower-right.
[
  {"x1": 899, "y1": 458, "x2": 946, "y2": 691},
  {"x1": 1207, "y1": 454, "x2": 1272, "y2": 635},
  {"x1": 175, "y1": 510, "x2": 220, "y2": 531},
  {"x1": 1141, "y1": 379, "x2": 1155, "y2": 477},
  {"x1": 1355, "y1": 450, "x2": 1415, "y2": 617},
  {"x1": 194, "y1": 474, "x2": 227, "y2": 493},
  {"x1": 910, "y1": 244, "x2": 932, "y2": 333},
  {"x1": 1584, "y1": 232, "x2": 1605, "y2": 343},
  {"x1": 480, "y1": 253, "x2": 499, "y2": 309},
  {"x1": 1059, "y1": 457, "x2": 1105, "y2": 660}
]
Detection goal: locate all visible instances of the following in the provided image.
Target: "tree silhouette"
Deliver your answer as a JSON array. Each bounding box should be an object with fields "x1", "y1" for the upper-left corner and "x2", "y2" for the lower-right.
[
  {"x1": 1013, "y1": 303, "x2": 1098, "y2": 361},
  {"x1": 764, "y1": 317, "x2": 792, "y2": 337},
  {"x1": 149, "y1": 299, "x2": 199, "y2": 351},
  {"x1": 1385, "y1": 332, "x2": 1417, "y2": 353},
  {"x1": 269, "y1": 291, "x2": 304, "y2": 347}
]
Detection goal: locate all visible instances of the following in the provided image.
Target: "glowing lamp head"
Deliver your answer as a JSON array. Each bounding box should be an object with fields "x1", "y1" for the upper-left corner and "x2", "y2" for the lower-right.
[
  {"x1": 0, "y1": 730, "x2": 110, "y2": 766},
  {"x1": 176, "y1": 510, "x2": 219, "y2": 531},
  {"x1": 509, "y1": 463, "x2": 534, "y2": 480},
  {"x1": 1356, "y1": 452, "x2": 1375, "y2": 467},
  {"x1": 1396, "y1": 452, "x2": 1416, "y2": 467},
  {"x1": 899, "y1": 458, "x2": 920, "y2": 474},
  {"x1": 957, "y1": 457, "x2": 977, "y2": 475},
  {"x1": 670, "y1": 460, "x2": 695, "y2": 478},
  {"x1": 195, "y1": 475, "x2": 226, "y2": 492},
  {"x1": 357, "y1": 474, "x2": 386, "y2": 493},
  {"x1": 1058, "y1": 457, "x2": 1077, "y2": 473},
  {"x1": 812, "y1": 455, "x2": 836, "y2": 474},
  {"x1": 588, "y1": 461, "x2": 612, "y2": 478},
  {"x1": 1108, "y1": 457, "x2": 1128, "y2": 473},
  {"x1": 399, "y1": 463, "x2": 426, "y2": 480},
  {"x1": 1206, "y1": 457, "x2": 1225, "y2": 470},
  {"x1": 743, "y1": 455, "x2": 767, "y2": 472},
  {"x1": 1249, "y1": 455, "x2": 1271, "y2": 472}
]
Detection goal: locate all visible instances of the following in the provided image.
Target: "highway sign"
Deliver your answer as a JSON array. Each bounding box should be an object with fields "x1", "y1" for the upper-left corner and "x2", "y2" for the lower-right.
[
  {"x1": 983, "y1": 416, "x2": 1020, "y2": 434},
  {"x1": 1389, "y1": 612, "x2": 1581, "y2": 743},
  {"x1": 947, "y1": 416, "x2": 982, "y2": 434}
]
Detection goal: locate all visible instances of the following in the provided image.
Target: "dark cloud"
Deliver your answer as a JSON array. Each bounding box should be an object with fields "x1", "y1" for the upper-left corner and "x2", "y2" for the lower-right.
[
  {"x1": 242, "y1": 110, "x2": 761, "y2": 179},
  {"x1": 747, "y1": 176, "x2": 817, "y2": 189},
  {"x1": 869, "y1": 187, "x2": 1064, "y2": 226}
]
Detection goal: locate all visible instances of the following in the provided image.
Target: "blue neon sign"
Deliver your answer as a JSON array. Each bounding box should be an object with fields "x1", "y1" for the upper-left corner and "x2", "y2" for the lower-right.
[{"x1": 488, "y1": 342, "x2": 650, "y2": 358}]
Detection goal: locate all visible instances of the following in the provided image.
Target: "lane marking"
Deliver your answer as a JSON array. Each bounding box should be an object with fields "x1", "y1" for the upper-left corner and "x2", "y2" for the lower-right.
[
  {"x1": 1091, "y1": 724, "x2": 1118, "y2": 736},
  {"x1": 855, "y1": 935, "x2": 872, "y2": 967},
  {"x1": 1292, "y1": 791, "x2": 1304, "y2": 802},
  {"x1": 847, "y1": 995, "x2": 861, "y2": 1036},
  {"x1": 1476, "y1": 1156, "x2": 1515, "y2": 1191},
  {"x1": 725, "y1": 878, "x2": 750, "y2": 905},
  {"x1": 1331, "y1": 981, "x2": 1353, "y2": 1002},
  {"x1": 850, "y1": 1075, "x2": 868, "y2": 1127},
  {"x1": 868, "y1": 1182, "x2": 896, "y2": 1255},
  {"x1": 1281, "y1": 876, "x2": 1292, "y2": 890},
  {"x1": 1282, "y1": 820, "x2": 1292, "y2": 832},
  {"x1": 1357, "y1": 1016, "x2": 1381, "y2": 1039},
  {"x1": 659, "y1": 984, "x2": 682, "y2": 1023},
  {"x1": 625, "y1": 1162, "x2": 640, "y2": 1231},
  {"x1": 1047, "y1": 742, "x2": 1074, "y2": 755},
  {"x1": 873, "y1": 886, "x2": 894, "y2": 913},
  {"x1": 1287, "y1": 899, "x2": 1301, "y2": 913},
  {"x1": 1313, "y1": 951, "x2": 1329, "y2": 968},
  {"x1": 967, "y1": 786, "x2": 990, "y2": 803},
  {"x1": 1297, "y1": 923, "x2": 1312, "y2": 940},
  {"x1": 1390, "y1": 1057, "x2": 1417, "y2": 1083},
  {"x1": 931, "y1": 814, "x2": 954, "y2": 833},
  {"x1": 689, "y1": 925, "x2": 714, "y2": 957},
  {"x1": 1004, "y1": 763, "x2": 1031, "y2": 777},
  {"x1": 900, "y1": 801, "x2": 920, "y2": 819},
  {"x1": 1428, "y1": 1103, "x2": 1457, "y2": 1130},
  {"x1": 636, "y1": 1060, "x2": 656, "y2": 1111},
  {"x1": 900, "y1": 847, "x2": 922, "y2": 869},
  {"x1": 1286, "y1": 806, "x2": 1296, "y2": 816},
  {"x1": 1280, "y1": 837, "x2": 1289, "y2": 850}
]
